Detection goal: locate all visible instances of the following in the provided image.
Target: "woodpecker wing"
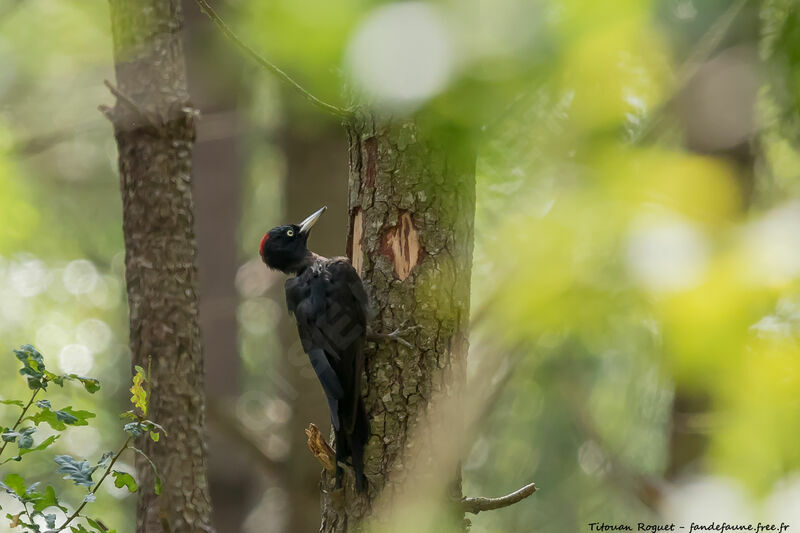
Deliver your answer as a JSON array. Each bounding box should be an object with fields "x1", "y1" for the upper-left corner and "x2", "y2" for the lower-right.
[
  {"x1": 322, "y1": 259, "x2": 368, "y2": 434},
  {"x1": 285, "y1": 257, "x2": 368, "y2": 434}
]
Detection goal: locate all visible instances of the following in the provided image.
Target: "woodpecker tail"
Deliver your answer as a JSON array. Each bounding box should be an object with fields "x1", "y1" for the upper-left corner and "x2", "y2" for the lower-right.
[
  {"x1": 334, "y1": 395, "x2": 369, "y2": 492},
  {"x1": 349, "y1": 396, "x2": 369, "y2": 492}
]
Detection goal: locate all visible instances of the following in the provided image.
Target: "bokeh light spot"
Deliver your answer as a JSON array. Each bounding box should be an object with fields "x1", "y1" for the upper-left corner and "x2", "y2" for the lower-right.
[
  {"x1": 62, "y1": 259, "x2": 98, "y2": 295},
  {"x1": 626, "y1": 212, "x2": 709, "y2": 292},
  {"x1": 345, "y1": 2, "x2": 454, "y2": 108},
  {"x1": 58, "y1": 343, "x2": 94, "y2": 375}
]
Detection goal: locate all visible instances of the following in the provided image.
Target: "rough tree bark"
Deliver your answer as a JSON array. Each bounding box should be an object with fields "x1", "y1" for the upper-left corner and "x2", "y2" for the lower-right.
[
  {"x1": 319, "y1": 115, "x2": 476, "y2": 532},
  {"x1": 105, "y1": 2, "x2": 214, "y2": 531}
]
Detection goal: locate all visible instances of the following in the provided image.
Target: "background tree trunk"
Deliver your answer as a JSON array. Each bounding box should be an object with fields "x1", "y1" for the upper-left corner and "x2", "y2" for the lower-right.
[
  {"x1": 319, "y1": 116, "x2": 476, "y2": 532},
  {"x1": 106, "y1": 1, "x2": 214, "y2": 531},
  {"x1": 666, "y1": 24, "x2": 759, "y2": 482},
  {"x1": 181, "y1": 2, "x2": 258, "y2": 531}
]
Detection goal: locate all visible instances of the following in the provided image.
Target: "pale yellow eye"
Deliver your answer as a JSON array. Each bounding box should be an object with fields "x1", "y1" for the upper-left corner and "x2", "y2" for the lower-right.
[{"x1": 287, "y1": 229, "x2": 294, "y2": 237}]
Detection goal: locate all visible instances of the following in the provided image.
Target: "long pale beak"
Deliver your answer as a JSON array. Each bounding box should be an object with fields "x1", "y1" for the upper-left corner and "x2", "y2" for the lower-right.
[{"x1": 299, "y1": 206, "x2": 327, "y2": 234}]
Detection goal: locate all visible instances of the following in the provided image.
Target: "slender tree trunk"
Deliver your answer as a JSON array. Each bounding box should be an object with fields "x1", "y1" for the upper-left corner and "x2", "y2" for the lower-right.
[
  {"x1": 106, "y1": 2, "x2": 213, "y2": 531},
  {"x1": 319, "y1": 115, "x2": 476, "y2": 532}
]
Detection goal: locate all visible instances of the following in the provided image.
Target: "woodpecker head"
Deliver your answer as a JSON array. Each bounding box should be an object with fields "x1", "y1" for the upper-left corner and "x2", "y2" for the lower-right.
[{"x1": 260, "y1": 206, "x2": 327, "y2": 274}]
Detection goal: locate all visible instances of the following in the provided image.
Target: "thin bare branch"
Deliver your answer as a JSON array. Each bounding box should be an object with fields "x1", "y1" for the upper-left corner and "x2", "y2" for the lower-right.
[
  {"x1": 0, "y1": 387, "x2": 40, "y2": 459},
  {"x1": 461, "y1": 482, "x2": 538, "y2": 514},
  {"x1": 56, "y1": 436, "x2": 132, "y2": 531},
  {"x1": 193, "y1": 0, "x2": 352, "y2": 119},
  {"x1": 100, "y1": 80, "x2": 160, "y2": 128}
]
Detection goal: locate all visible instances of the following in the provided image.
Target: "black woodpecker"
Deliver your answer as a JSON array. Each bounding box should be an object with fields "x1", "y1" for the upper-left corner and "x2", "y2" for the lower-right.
[{"x1": 259, "y1": 206, "x2": 369, "y2": 492}]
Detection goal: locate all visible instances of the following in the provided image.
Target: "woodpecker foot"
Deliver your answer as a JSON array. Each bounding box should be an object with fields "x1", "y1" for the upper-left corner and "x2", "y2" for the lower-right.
[{"x1": 368, "y1": 323, "x2": 420, "y2": 349}]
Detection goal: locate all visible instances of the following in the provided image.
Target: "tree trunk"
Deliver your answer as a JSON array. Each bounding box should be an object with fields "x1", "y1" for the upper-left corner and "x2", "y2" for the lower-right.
[
  {"x1": 319, "y1": 115, "x2": 476, "y2": 532},
  {"x1": 106, "y1": 2, "x2": 213, "y2": 532}
]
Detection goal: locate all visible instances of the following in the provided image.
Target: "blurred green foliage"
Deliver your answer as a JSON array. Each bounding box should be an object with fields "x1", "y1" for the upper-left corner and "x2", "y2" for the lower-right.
[{"x1": 2, "y1": 0, "x2": 800, "y2": 532}]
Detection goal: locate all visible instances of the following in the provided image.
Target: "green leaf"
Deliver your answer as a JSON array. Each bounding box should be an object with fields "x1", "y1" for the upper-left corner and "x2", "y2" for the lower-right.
[
  {"x1": 43, "y1": 370, "x2": 64, "y2": 387},
  {"x1": 0, "y1": 400, "x2": 24, "y2": 407},
  {"x1": 123, "y1": 422, "x2": 145, "y2": 436},
  {"x1": 35, "y1": 400, "x2": 51, "y2": 409},
  {"x1": 28, "y1": 409, "x2": 66, "y2": 430},
  {"x1": 2, "y1": 427, "x2": 36, "y2": 449},
  {"x1": 55, "y1": 410, "x2": 79, "y2": 425},
  {"x1": 129, "y1": 366, "x2": 148, "y2": 416},
  {"x1": 83, "y1": 492, "x2": 96, "y2": 503},
  {"x1": 14, "y1": 345, "x2": 47, "y2": 390},
  {"x1": 111, "y1": 471, "x2": 138, "y2": 493},
  {"x1": 85, "y1": 517, "x2": 111, "y2": 532},
  {"x1": 25, "y1": 481, "x2": 41, "y2": 495},
  {"x1": 29, "y1": 406, "x2": 95, "y2": 431},
  {"x1": 54, "y1": 455, "x2": 95, "y2": 487},
  {"x1": 129, "y1": 446, "x2": 162, "y2": 495},
  {"x1": 143, "y1": 420, "x2": 167, "y2": 436},
  {"x1": 96, "y1": 451, "x2": 114, "y2": 469},
  {"x1": 68, "y1": 375, "x2": 101, "y2": 394},
  {"x1": 31, "y1": 485, "x2": 67, "y2": 513},
  {"x1": 38, "y1": 371, "x2": 101, "y2": 393},
  {"x1": 124, "y1": 419, "x2": 166, "y2": 438},
  {"x1": 70, "y1": 525, "x2": 92, "y2": 533},
  {"x1": 17, "y1": 428, "x2": 35, "y2": 450},
  {"x1": 149, "y1": 431, "x2": 160, "y2": 442},
  {"x1": 1, "y1": 474, "x2": 26, "y2": 496},
  {"x1": 19, "y1": 435, "x2": 59, "y2": 457}
]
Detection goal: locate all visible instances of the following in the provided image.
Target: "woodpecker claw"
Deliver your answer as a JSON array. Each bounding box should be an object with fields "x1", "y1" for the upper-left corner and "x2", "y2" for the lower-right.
[
  {"x1": 387, "y1": 329, "x2": 414, "y2": 348},
  {"x1": 369, "y1": 324, "x2": 420, "y2": 349}
]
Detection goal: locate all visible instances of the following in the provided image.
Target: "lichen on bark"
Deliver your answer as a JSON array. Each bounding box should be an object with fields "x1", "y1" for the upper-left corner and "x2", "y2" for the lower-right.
[{"x1": 321, "y1": 114, "x2": 476, "y2": 532}]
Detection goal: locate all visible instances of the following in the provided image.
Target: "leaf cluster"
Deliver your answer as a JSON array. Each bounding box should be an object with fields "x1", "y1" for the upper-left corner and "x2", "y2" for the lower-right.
[{"x1": 0, "y1": 346, "x2": 164, "y2": 532}]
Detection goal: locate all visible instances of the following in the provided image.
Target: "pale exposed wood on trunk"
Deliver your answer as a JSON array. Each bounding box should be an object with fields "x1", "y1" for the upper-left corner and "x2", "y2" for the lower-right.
[{"x1": 380, "y1": 211, "x2": 421, "y2": 281}]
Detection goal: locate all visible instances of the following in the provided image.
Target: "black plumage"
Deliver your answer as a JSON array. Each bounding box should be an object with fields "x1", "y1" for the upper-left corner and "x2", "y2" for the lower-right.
[{"x1": 260, "y1": 206, "x2": 370, "y2": 492}]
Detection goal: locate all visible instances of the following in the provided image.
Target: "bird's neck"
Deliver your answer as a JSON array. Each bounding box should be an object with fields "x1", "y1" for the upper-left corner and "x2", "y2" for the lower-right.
[{"x1": 293, "y1": 251, "x2": 325, "y2": 274}]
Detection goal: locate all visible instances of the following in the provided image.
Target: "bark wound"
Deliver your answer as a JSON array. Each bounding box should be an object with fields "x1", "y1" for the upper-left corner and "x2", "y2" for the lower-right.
[
  {"x1": 379, "y1": 211, "x2": 420, "y2": 281},
  {"x1": 350, "y1": 207, "x2": 364, "y2": 276}
]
